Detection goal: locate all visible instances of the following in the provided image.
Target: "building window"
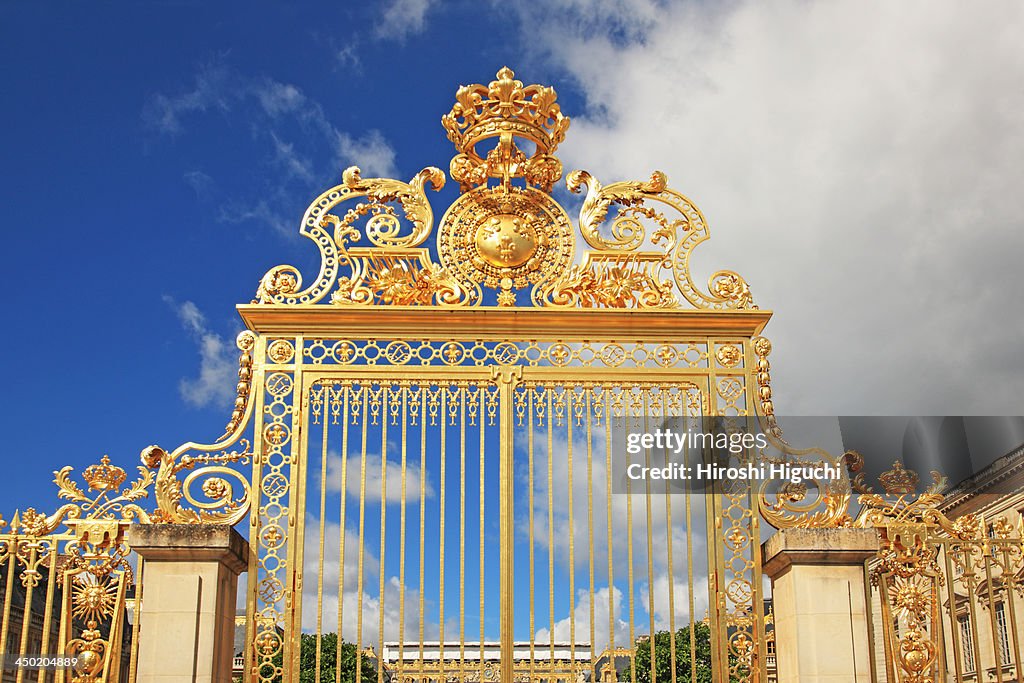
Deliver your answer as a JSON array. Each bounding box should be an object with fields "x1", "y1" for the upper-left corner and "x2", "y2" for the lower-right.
[
  {"x1": 996, "y1": 602, "x2": 1012, "y2": 666},
  {"x1": 959, "y1": 615, "x2": 975, "y2": 673}
]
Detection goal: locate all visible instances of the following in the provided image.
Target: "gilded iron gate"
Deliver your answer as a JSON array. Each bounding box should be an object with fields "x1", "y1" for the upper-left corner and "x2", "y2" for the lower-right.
[
  {"x1": 284, "y1": 347, "x2": 770, "y2": 683},
  {"x1": 9, "y1": 65, "x2": 1018, "y2": 683},
  {"x1": 222, "y1": 67, "x2": 834, "y2": 683}
]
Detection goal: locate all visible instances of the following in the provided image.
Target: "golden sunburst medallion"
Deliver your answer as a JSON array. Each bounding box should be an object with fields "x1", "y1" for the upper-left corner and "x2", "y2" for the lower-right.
[
  {"x1": 438, "y1": 186, "x2": 573, "y2": 293},
  {"x1": 71, "y1": 573, "x2": 119, "y2": 623}
]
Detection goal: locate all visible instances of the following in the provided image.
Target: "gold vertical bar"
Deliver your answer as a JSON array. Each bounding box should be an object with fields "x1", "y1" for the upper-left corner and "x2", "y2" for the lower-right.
[
  {"x1": 1001, "y1": 543, "x2": 1023, "y2": 678},
  {"x1": 942, "y1": 546, "x2": 963, "y2": 683},
  {"x1": 399, "y1": 385, "x2": 409, "y2": 674},
  {"x1": 547, "y1": 386, "x2": 556, "y2": 669},
  {"x1": 439, "y1": 386, "x2": 447, "y2": 681},
  {"x1": 877, "y1": 576, "x2": 896, "y2": 683},
  {"x1": 378, "y1": 386, "x2": 390, "y2": 683},
  {"x1": 982, "y1": 551, "x2": 1003, "y2": 682},
  {"x1": 56, "y1": 564, "x2": 74, "y2": 683},
  {"x1": 356, "y1": 385, "x2": 370, "y2": 683},
  {"x1": 289, "y1": 361, "x2": 308, "y2": 681},
  {"x1": 624, "y1": 392, "x2": 637, "y2": 683},
  {"x1": 863, "y1": 558, "x2": 879, "y2": 683},
  {"x1": 642, "y1": 402, "x2": 656, "y2": 683},
  {"x1": 528, "y1": 386, "x2": 537, "y2": 683},
  {"x1": 662, "y1": 392, "x2": 677, "y2": 683},
  {"x1": 418, "y1": 386, "x2": 427, "y2": 671},
  {"x1": 604, "y1": 387, "x2": 616, "y2": 666},
  {"x1": 129, "y1": 557, "x2": 144, "y2": 683},
  {"x1": 0, "y1": 538, "x2": 16, "y2": 659},
  {"x1": 336, "y1": 384, "x2": 352, "y2": 683},
  {"x1": 567, "y1": 386, "x2": 577, "y2": 667},
  {"x1": 705, "y1": 378, "x2": 729, "y2": 679},
  {"x1": 704, "y1": 346, "x2": 725, "y2": 680},
  {"x1": 479, "y1": 384, "x2": 486, "y2": 681},
  {"x1": 744, "y1": 386, "x2": 767, "y2": 683},
  {"x1": 315, "y1": 383, "x2": 330, "y2": 683},
  {"x1": 38, "y1": 544, "x2": 58, "y2": 683},
  {"x1": 460, "y1": 384, "x2": 467, "y2": 672},
  {"x1": 684, "y1": 410, "x2": 696, "y2": 683},
  {"x1": 965, "y1": 564, "x2": 983, "y2": 679},
  {"x1": 16, "y1": 544, "x2": 39, "y2": 683},
  {"x1": 586, "y1": 387, "x2": 596, "y2": 683},
  {"x1": 245, "y1": 335, "x2": 268, "y2": 683},
  {"x1": 498, "y1": 372, "x2": 516, "y2": 683},
  {"x1": 930, "y1": 572, "x2": 946, "y2": 683}
]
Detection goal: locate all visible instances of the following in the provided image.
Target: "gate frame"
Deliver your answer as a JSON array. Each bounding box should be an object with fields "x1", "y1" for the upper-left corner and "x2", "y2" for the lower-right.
[{"x1": 238, "y1": 304, "x2": 775, "y2": 683}]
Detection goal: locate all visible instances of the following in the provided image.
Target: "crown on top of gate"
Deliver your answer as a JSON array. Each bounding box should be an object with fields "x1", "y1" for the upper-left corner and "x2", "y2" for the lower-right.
[
  {"x1": 442, "y1": 66, "x2": 570, "y2": 157},
  {"x1": 250, "y1": 66, "x2": 759, "y2": 312},
  {"x1": 441, "y1": 67, "x2": 570, "y2": 191},
  {"x1": 83, "y1": 455, "x2": 127, "y2": 492},
  {"x1": 877, "y1": 461, "x2": 920, "y2": 496}
]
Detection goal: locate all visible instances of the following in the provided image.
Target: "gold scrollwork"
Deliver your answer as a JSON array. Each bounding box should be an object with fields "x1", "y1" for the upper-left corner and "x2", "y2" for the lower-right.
[
  {"x1": 142, "y1": 443, "x2": 252, "y2": 525},
  {"x1": 536, "y1": 254, "x2": 676, "y2": 308},
  {"x1": 332, "y1": 250, "x2": 476, "y2": 307},
  {"x1": 561, "y1": 168, "x2": 756, "y2": 310},
  {"x1": 753, "y1": 335, "x2": 854, "y2": 529},
  {"x1": 244, "y1": 68, "x2": 760, "y2": 311},
  {"x1": 254, "y1": 165, "x2": 446, "y2": 305}
]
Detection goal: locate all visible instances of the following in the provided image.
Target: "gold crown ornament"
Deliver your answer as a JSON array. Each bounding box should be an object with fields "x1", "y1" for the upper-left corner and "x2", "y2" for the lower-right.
[
  {"x1": 436, "y1": 67, "x2": 577, "y2": 302},
  {"x1": 878, "y1": 461, "x2": 920, "y2": 496},
  {"x1": 82, "y1": 455, "x2": 127, "y2": 492},
  {"x1": 441, "y1": 67, "x2": 570, "y2": 192}
]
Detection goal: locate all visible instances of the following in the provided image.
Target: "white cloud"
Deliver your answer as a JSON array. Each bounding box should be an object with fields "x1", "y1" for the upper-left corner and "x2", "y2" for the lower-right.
[
  {"x1": 376, "y1": 0, "x2": 437, "y2": 42},
  {"x1": 535, "y1": 585, "x2": 631, "y2": 653},
  {"x1": 146, "y1": 66, "x2": 399, "y2": 237},
  {"x1": 507, "y1": 0, "x2": 1024, "y2": 415},
  {"x1": 338, "y1": 129, "x2": 398, "y2": 178},
  {"x1": 218, "y1": 198, "x2": 294, "y2": 237},
  {"x1": 182, "y1": 169, "x2": 215, "y2": 200},
  {"x1": 270, "y1": 132, "x2": 316, "y2": 182},
  {"x1": 142, "y1": 62, "x2": 232, "y2": 135},
  {"x1": 302, "y1": 515, "x2": 448, "y2": 645},
  {"x1": 336, "y1": 44, "x2": 361, "y2": 71},
  {"x1": 255, "y1": 80, "x2": 305, "y2": 117},
  {"x1": 163, "y1": 297, "x2": 236, "y2": 409},
  {"x1": 320, "y1": 451, "x2": 436, "y2": 504}
]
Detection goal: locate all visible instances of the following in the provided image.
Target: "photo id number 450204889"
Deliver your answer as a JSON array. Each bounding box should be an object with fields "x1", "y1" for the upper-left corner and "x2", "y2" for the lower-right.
[{"x1": 2, "y1": 655, "x2": 79, "y2": 671}]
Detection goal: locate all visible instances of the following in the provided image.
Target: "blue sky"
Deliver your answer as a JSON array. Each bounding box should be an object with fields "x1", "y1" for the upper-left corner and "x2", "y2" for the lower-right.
[
  {"x1": 3, "y1": 0, "x2": 1023, "y2": 648},
  {"x1": 0, "y1": 1, "x2": 595, "y2": 515}
]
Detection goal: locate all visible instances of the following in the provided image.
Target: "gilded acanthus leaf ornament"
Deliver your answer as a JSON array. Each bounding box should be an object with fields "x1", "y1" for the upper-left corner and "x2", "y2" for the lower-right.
[
  {"x1": 142, "y1": 443, "x2": 252, "y2": 525},
  {"x1": 16, "y1": 456, "x2": 155, "y2": 539},
  {"x1": 253, "y1": 165, "x2": 449, "y2": 306}
]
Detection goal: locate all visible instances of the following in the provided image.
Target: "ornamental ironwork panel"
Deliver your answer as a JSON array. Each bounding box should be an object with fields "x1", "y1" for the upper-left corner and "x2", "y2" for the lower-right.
[{"x1": 0, "y1": 458, "x2": 149, "y2": 683}]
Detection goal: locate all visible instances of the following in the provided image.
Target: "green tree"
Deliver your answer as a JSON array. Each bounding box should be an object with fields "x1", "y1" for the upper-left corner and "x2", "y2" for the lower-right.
[
  {"x1": 270, "y1": 633, "x2": 379, "y2": 683},
  {"x1": 621, "y1": 623, "x2": 741, "y2": 683}
]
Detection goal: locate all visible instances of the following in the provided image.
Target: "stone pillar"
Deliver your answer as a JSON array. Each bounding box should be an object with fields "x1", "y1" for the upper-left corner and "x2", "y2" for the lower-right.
[
  {"x1": 761, "y1": 528, "x2": 878, "y2": 683},
  {"x1": 128, "y1": 524, "x2": 249, "y2": 683}
]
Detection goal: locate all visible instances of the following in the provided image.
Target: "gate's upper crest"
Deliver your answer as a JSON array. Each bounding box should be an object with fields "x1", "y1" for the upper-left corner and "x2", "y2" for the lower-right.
[{"x1": 254, "y1": 67, "x2": 756, "y2": 311}]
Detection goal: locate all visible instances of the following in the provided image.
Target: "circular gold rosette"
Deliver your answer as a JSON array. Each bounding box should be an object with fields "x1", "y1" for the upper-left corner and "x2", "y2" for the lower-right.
[{"x1": 437, "y1": 186, "x2": 574, "y2": 292}]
